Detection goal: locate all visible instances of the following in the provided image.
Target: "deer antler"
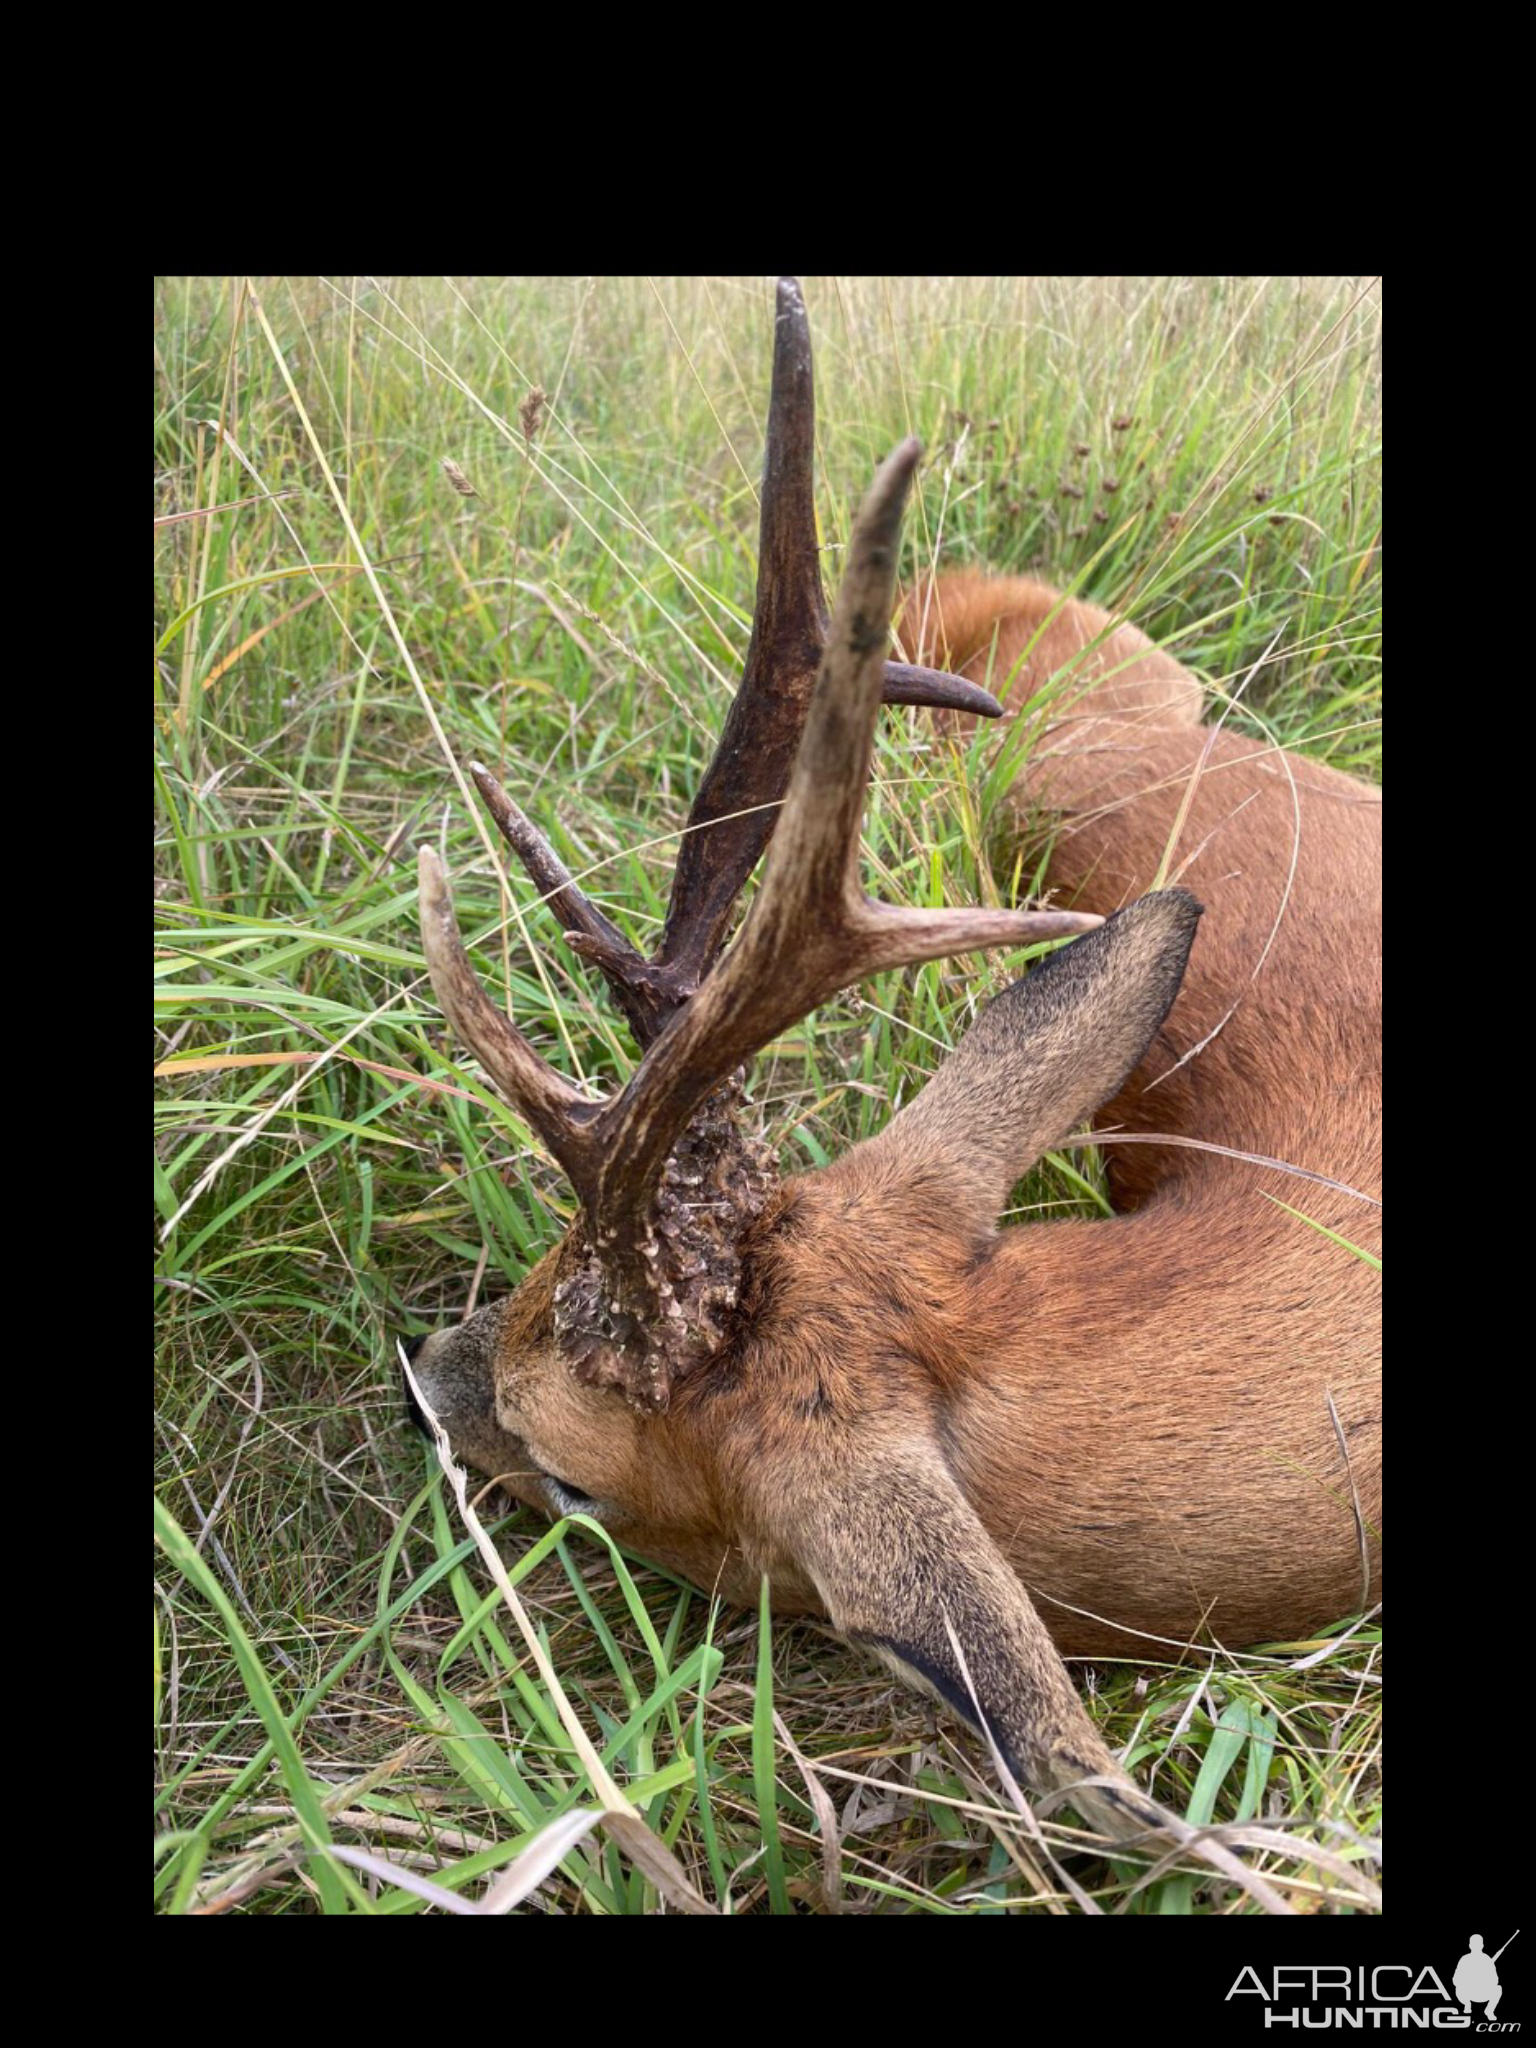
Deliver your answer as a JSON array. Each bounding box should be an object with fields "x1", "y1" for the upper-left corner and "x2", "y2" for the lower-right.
[
  {"x1": 421, "y1": 429, "x2": 1100, "y2": 1407},
  {"x1": 455, "y1": 277, "x2": 1004, "y2": 1050},
  {"x1": 640, "y1": 277, "x2": 1003, "y2": 1015},
  {"x1": 582, "y1": 439, "x2": 1100, "y2": 1245}
]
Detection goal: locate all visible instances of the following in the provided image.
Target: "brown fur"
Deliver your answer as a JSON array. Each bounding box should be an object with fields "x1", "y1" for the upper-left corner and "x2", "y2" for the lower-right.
[
  {"x1": 900, "y1": 568, "x2": 1205, "y2": 726},
  {"x1": 410, "y1": 574, "x2": 1381, "y2": 1843},
  {"x1": 892, "y1": 577, "x2": 1382, "y2": 1651}
]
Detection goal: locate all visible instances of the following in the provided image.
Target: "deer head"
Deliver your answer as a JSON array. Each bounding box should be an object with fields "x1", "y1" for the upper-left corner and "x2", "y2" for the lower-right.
[{"x1": 406, "y1": 279, "x2": 1208, "y2": 1860}]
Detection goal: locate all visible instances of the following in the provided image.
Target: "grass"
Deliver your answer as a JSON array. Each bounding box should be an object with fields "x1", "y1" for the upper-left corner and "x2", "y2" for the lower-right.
[{"x1": 153, "y1": 275, "x2": 1382, "y2": 1915}]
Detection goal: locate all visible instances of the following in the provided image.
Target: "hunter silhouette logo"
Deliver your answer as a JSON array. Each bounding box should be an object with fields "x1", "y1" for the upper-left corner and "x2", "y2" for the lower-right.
[{"x1": 1456, "y1": 1934, "x2": 1516, "y2": 2023}]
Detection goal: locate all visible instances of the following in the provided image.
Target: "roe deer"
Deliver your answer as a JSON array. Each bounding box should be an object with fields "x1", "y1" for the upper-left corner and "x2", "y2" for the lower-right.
[{"x1": 405, "y1": 278, "x2": 1381, "y2": 1898}]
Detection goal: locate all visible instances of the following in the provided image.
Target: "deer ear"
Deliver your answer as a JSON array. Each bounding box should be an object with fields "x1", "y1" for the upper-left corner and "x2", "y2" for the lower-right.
[
  {"x1": 793, "y1": 1447, "x2": 1150, "y2": 1840},
  {"x1": 872, "y1": 888, "x2": 1201, "y2": 1226}
]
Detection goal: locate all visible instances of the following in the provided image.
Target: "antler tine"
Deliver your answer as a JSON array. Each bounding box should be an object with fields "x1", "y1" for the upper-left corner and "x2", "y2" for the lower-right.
[
  {"x1": 881, "y1": 663, "x2": 1003, "y2": 716},
  {"x1": 467, "y1": 761, "x2": 667, "y2": 1043},
  {"x1": 589, "y1": 439, "x2": 1102, "y2": 1249},
  {"x1": 646, "y1": 277, "x2": 827, "y2": 1004},
  {"x1": 646, "y1": 278, "x2": 1009, "y2": 1014},
  {"x1": 418, "y1": 846, "x2": 604, "y2": 1200}
]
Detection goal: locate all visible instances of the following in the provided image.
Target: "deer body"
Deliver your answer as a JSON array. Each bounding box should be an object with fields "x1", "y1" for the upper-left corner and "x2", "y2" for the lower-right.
[
  {"x1": 887, "y1": 574, "x2": 1382, "y2": 1653},
  {"x1": 406, "y1": 282, "x2": 1380, "y2": 1891}
]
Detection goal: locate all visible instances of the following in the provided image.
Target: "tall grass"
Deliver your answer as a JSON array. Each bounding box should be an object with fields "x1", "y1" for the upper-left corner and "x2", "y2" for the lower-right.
[{"x1": 154, "y1": 275, "x2": 1381, "y2": 1915}]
